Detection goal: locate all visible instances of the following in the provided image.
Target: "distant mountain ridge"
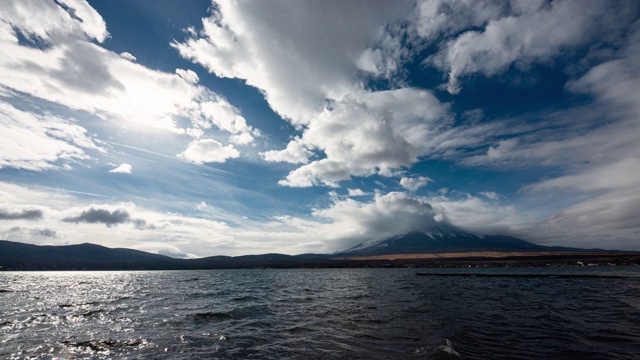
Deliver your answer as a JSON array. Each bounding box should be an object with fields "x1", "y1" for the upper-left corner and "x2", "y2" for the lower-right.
[
  {"x1": 339, "y1": 225, "x2": 584, "y2": 256},
  {"x1": 0, "y1": 240, "x2": 330, "y2": 270},
  {"x1": 0, "y1": 227, "x2": 605, "y2": 270}
]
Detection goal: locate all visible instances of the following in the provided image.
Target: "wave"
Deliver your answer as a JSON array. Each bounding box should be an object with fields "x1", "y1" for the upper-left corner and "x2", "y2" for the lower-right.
[
  {"x1": 62, "y1": 338, "x2": 155, "y2": 354},
  {"x1": 191, "y1": 305, "x2": 274, "y2": 322}
]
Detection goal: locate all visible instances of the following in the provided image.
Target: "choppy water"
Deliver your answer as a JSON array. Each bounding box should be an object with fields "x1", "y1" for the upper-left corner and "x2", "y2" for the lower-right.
[{"x1": 1, "y1": 267, "x2": 640, "y2": 359}]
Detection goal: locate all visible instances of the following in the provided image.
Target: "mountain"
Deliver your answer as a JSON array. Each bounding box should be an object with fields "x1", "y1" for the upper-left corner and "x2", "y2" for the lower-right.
[
  {"x1": 0, "y1": 230, "x2": 603, "y2": 270},
  {"x1": 339, "y1": 225, "x2": 576, "y2": 256},
  {"x1": 0, "y1": 240, "x2": 185, "y2": 270},
  {"x1": 0, "y1": 240, "x2": 331, "y2": 270}
]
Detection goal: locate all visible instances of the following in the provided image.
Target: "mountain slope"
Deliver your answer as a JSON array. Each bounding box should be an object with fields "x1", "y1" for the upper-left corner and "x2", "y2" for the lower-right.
[
  {"x1": 339, "y1": 225, "x2": 572, "y2": 256},
  {"x1": 0, "y1": 240, "x2": 331, "y2": 270},
  {"x1": 0, "y1": 240, "x2": 185, "y2": 270}
]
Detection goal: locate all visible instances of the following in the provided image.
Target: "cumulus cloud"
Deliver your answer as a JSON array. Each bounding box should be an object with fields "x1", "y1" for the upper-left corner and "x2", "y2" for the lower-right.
[
  {"x1": 108, "y1": 163, "x2": 132, "y2": 174},
  {"x1": 265, "y1": 190, "x2": 523, "y2": 251},
  {"x1": 309, "y1": 191, "x2": 443, "y2": 248},
  {"x1": 261, "y1": 137, "x2": 311, "y2": 164},
  {"x1": 0, "y1": 0, "x2": 257, "y2": 155},
  {"x1": 275, "y1": 89, "x2": 451, "y2": 187},
  {"x1": 400, "y1": 176, "x2": 433, "y2": 192},
  {"x1": 178, "y1": 139, "x2": 240, "y2": 164},
  {"x1": 347, "y1": 188, "x2": 367, "y2": 197},
  {"x1": 175, "y1": 68, "x2": 199, "y2": 84},
  {"x1": 175, "y1": 1, "x2": 527, "y2": 189},
  {"x1": 176, "y1": 2, "x2": 459, "y2": 187},
  {"x1": 173, "y1": 0, "x2": 415, "y2": 124},
  {"x1": 412, "y1": 0, "x2": 506, "y2": 41},
  {"x1": 0, "y1": 0, "x2": 108, "y2": 43},
  {"x1": 229, "y1": 132, "x2": 254, "y2": 146},
  {"x1": 0, "y1": 208, "x2": 43, "y2": 220},
  {"x1": 424, "y1": 0, "x2": 629, "y2": 94},
  {"x1": 3, "y1": 0, "x2": 639, "y2": 253}
]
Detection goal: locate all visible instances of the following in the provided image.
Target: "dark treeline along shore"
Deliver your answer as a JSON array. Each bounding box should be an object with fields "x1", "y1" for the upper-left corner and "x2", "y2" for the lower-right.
[{"x1": 1, "y1": 239, "x2": 639, "y2": 271}]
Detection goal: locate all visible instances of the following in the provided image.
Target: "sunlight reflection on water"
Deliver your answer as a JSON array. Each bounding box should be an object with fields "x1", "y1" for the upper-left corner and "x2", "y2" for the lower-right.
[{"x1": 1, "y1": 268, "x2": 640, "y2": 359}]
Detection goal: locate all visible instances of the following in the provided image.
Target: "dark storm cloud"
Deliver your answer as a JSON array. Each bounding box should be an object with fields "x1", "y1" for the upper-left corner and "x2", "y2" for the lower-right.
[
  {"x1": 0, "y1": 208, "x2": 43, "y2": 220},
  {"x1": 63, "y1": 207, "x2": 131, "y2": 227},
  {"x1": 62, "y1": 206, "x2": 151, "y2": 229}
]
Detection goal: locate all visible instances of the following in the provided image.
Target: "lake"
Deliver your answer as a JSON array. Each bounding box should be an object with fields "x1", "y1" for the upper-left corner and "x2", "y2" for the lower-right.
[{"x1": 1, "y1": 267, "x2": 639, "y2": 359}]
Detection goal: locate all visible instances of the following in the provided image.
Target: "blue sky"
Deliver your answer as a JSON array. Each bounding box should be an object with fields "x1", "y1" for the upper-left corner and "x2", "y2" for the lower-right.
[{"x1": 1, "y1": 0, "x2": 639, "y2": 257}]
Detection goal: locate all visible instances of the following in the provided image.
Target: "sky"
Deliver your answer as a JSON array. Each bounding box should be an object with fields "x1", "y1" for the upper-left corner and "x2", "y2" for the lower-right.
[{"x1": 1, "y1": 0, "x2": 639, "y2": 257}]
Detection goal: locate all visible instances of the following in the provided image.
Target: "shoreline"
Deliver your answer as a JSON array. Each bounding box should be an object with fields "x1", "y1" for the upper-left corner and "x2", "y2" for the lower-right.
[{"x1": 1, "y1": 251, "x2": 639, "y2": 271}]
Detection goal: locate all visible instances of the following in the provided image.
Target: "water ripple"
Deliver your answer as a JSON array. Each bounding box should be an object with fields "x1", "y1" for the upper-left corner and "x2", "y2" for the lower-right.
[{"x1": 1, "y1": 268, "x2": 639, "y2": 359}]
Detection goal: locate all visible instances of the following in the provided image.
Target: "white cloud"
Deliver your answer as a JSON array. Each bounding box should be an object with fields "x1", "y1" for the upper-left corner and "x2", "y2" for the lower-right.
[
  {"x1": 449, "y1": 20, "x2": 640, "y2": 248},
  {"x1": 400, "y1": 176, "x2": 433, "y2": 192},
  {"x1": 310, "y1": 191, "x2": 442, "y2": 248},
  {"x1": 526, "y1": 188, "x2": 640, "y2": 249},
  {"x1": 413, "y1": 0, "x2": 506, "y2": 41},
  {"x1": 530, "y1": 158, "x2": 640, "y2": 194},
  {"x1": 0, "y1": 0, "x2": 108, "y2": 43},
  {"x1": 196, "y1": 100, "x2": 255, "y2": 140},
  {"x1": 347, "y1": 188, "x2": 367, "y2": 197},
  {"x1": 175, "y1": 68, "x2": 199, "y2": 84},
  {"x1": 425, "y1": 0, "x2": 623, "y2": 93},
  {"x1": 178, "y1": 139, "x2": 239, "y2": 164},
  {"x1": 175, "y1": 1, "x2": 463, "y2": 187},
  {"x1": 486, "y1": 139, "x2": 518, "y2": 160},
  {"x1": 195, "y1": 201, "x2": 207, "y2": 210},
  {"x1": 0, "y1": 102, "x2": 101, "y2": 170},
  {"x1": 120, "y1": 52, "x2": 136, "y2": 61},
  {"x1": 0, "y1": 182, "x2": 240, "y2": 255},
  {"x1": 278, "y1": 159, "x2": 350, "y2": 188},
  {"x1": 479, "y1": 191, "x2": 500, "y2": 200},
  {"x1": 425, "y1": 192, "x2": 520, "y2": 235},
  {"x1": 108, "y1": 163, "x2": 132, "y2": 174},
  {"x1": 261, "y1": 137, "x2": 311, "y2": 164},
  {"x1": 0, "y1": 0, "x2": 256, "y2": 150},
  {"x1": 276, "y1": 88, "x2": 451, "y2": 187},
  {"x1": 173, "y1": 0, "x2": 415, "y2": 124},
  {"x1": 229, "y1": 132, "x2": 254, "y2": 145},
  {"x1": 269, "y1": 190, "x2": 522, "y2": 251},
  {"x1": 156, "y1": 247, "x2": 197, "y2": 259},
  {"x1": 521, "y1": 157, "x2": 640, "y2": 247}
]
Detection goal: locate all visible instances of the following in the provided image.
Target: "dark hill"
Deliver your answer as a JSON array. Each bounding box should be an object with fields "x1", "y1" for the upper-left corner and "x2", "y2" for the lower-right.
[
  {"x1": 0, "y1": 240, "x2": 185, "y2": 270},
  {"x1": 0, "y1": 240, "x2": 330, "y2": 270}
]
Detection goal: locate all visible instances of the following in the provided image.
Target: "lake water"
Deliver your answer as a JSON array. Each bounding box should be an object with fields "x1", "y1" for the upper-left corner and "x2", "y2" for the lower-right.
[{"x1": 1, "y1": 267, "x2": 639, "y2": 359}]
